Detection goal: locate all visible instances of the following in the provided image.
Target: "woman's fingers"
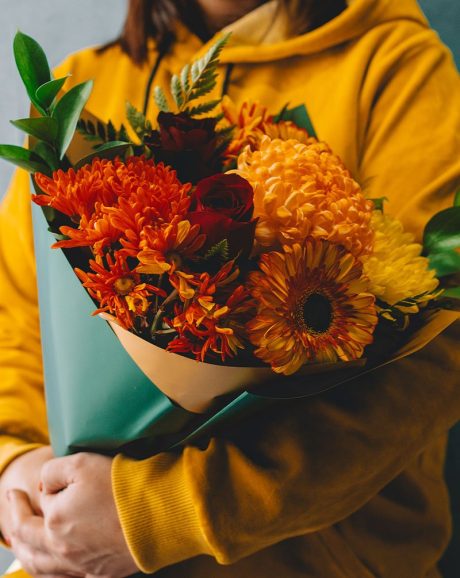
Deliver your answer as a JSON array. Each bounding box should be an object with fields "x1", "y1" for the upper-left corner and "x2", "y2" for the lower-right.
[
  {"x1": 8, "y1": 489, "x2": 48, "y2": 552},
  {"x1": 8, "y1": 489, "x2": 83, "y2": 577}
]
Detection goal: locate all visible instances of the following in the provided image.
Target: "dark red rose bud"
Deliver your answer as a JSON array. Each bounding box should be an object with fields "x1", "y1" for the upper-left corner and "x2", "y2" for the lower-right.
[
  {"x1": 147, "y1": 112, "x2": 222, "y2": 184},
  {"x1": 192, "y1": 174, "x2": 254, "y2": 222}
]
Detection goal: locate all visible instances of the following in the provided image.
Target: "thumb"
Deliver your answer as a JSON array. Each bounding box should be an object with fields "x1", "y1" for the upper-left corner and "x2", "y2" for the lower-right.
[
  {"x1": 40, "y1": 458, "x2": 73, "y2": 495},
  {"x1": 8, "y1": 489, "x2": 34, "y2": 524}
]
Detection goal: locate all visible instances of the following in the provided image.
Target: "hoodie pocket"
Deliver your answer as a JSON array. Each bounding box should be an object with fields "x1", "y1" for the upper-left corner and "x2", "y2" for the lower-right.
[{"x1": 318, "y1": 527, "x2": 379, "y2": 578}]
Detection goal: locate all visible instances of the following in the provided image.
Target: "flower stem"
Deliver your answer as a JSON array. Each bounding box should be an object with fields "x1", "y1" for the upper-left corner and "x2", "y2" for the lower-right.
[{"x1": 150, "y1": 289, "x2": 178, "y2": 337}]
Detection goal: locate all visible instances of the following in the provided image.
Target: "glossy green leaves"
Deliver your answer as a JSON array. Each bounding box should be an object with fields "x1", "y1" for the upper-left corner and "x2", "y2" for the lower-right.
[
  {"x1": 13, "y1": 32, "x2": 51, "y2": 114},
  {"x1": 0, "y1": 32, "x2": 95, "y2": 174},
  {"x1": 52, "y1": 81, "x2": 93, "y2": 159},
  {"x1": 0, "y1": 144, "x2": 49, "y2": 174},
  {"x1": 423, "y1": 201, "x2": 460, "y2": 277}
]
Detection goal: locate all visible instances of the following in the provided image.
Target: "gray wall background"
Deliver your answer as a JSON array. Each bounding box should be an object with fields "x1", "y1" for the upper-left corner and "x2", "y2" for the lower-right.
[{"x1": 0, "y1": 0, "x2": 459, "y2": 575}]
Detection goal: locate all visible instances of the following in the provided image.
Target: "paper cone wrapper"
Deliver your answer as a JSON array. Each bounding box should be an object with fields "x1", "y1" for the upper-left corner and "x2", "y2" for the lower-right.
[{"x1": 100, "y1": 315, "x2": 271, "y2": 413}]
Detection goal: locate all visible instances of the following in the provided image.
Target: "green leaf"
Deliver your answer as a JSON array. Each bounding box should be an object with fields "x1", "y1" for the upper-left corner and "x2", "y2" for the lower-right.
[
  {"x1": 186, "y1": 99, "x2": 222, "y2": 117},
  {"x1": 204, "y1": 239, "x2": 230, "y2": 261},
  {"x1": 428, "y1": 250, "x2": 460, "y2": 277},
  {"x1": 180, "y1": 64, "x2": 191, "y2": 94},
  {"x1": 107, "y1": 120, "x2": 117, "y2": 142},
  {"x1": 454, "y1": 190, "x2": 460, "y2": 207},
  {"x1": 126, "y1": 102, "x2": 152, "y2": 140},
  {"x1": 0, "y1": 144, "x2": 48, "y2": 173},
  {"x1": 171, "y1": 33, "x2": 230, "y2": 112},
  {"x1": 368, "y1": 197, "x2": 388, "y2": 212},
  {"x1": 10, "y1": 117, "x2": 58, "y2": 145},
  {"x1": 423, "y1": 206, "x2": 460, "y2": 255},
  {"x1": 33, "y1": 141, "x2": 60, "y2": 172},
  {"x1": 74, "y1": 141, "x2": 131, "y2": 170},
  {"x1": 52, "y1": 80, "x2": 93, "y2": 159},
  {"x1": 36, "y1": 76, "x2": 69, "y2": 109},
  {"x1": 274, "y1": 104, "x2": 317, "y2": 138},
  {"x1": 153, "y1": 86, "x2": 170, "y2": 112},
  {"x1": 443, "y1": 287, "x2": 460, "y2": 300},
  {"x1": 171, "y1": 75, "x2": 184, "y2": 109},
  {"x1": 13, "y1": 32, "x2": 51, "y2": 113}
]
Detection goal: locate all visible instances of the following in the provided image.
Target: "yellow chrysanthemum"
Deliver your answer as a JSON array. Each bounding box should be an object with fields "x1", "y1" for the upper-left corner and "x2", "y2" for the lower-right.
[
  {"x1": 235, "y1": 136, "x2": 374, "y2": 257},
  {"x1": 363, "y1": 211, "x2": 439, "y2": 312},
  {"x1": 247, "y1": 240, "x2": 378, "y2": 375}
]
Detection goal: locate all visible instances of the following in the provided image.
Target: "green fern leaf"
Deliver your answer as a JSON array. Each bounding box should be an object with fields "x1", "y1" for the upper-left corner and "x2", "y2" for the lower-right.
[
  {"x1": 97, "y1": 121, "x2": 107, "y2": 141},
  {"x1": 126, "y1": 102, "x2": 152, "y2": 140},
  {"x1": 191, "y1": 60, "x2": 201, "y2": 83},
  {"x1": 204, "y1": 239, "x2": 230, "y2": 261},
  {"x1": 186, "y1": 99, "x2": 222, "y2": 117},
  {"x1": 154, "y1": 86, "x2": 170, "y2": 112},
  {"x1": 118, "y1": 124, "x2": 130, "y2": 142},
  {"x1": 107, "y1": 120, "x2": 117, "y2": 142},
  {"x1": 178, "y1": 34, "x2": 230, "y2": 111},
  {"x1": 171, "y1": 74, "x2": 184, "y2": 108},
  {"x1": 180, "y1": 63, "x2": 191, "y2": 94}
]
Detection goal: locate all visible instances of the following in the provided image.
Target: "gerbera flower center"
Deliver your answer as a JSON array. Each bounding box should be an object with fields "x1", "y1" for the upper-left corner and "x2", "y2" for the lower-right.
[
  {"x1": 298, "y1": 291, "x2": 334, "y2": 334},
  {"x1": 114, "y1": 276, "x2": 136, "y2": 296}
]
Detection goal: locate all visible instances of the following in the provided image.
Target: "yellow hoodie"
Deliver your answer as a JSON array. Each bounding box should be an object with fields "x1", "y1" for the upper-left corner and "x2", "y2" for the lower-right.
[{"x1": 1, "y1": 1, "x2": 459, "y2": 577}]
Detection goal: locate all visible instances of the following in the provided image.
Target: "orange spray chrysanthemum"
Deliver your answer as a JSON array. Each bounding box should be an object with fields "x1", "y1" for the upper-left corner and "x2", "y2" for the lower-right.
[
  {"x1": 247, "y1": 240, "x2": 378, "y2": 375},
  {"x1": 75, "y1": 253, "x2": 166, "y2": 330},
  {"x1": 167, "y1": 260, "x2": 254, "y2": 361},
  {"x1": 222, "y1": 97, "x2": 314, "y2": 159},
  {"x1": 136, "y1": 218, "x2": 206, "y2": 277},
  {"x1": 236, "y1": 136, "x2": 374, "y2": 257}
]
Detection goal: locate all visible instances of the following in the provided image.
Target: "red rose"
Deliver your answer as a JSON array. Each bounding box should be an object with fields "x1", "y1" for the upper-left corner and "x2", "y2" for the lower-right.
[
  {"x1": 187, "y1": 174, "x2": 257, "y2": 259},
  {"x1": 191, "y1": 173, "x2": 254, "y2": 221}
]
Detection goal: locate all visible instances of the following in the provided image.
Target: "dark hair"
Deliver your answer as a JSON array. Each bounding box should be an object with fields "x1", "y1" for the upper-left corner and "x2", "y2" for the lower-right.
[{"x1": 119, "y1": 0, "x2": 347, "y2": 64}]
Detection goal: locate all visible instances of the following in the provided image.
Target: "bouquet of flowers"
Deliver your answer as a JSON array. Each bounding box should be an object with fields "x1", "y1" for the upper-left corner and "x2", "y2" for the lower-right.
[{"x1": 1, "y1": 32, "x2": 459, "y2": 455}]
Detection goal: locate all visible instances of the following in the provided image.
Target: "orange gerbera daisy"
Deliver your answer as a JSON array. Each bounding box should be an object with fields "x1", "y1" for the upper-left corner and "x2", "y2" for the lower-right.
[
  {"x1": 235, "y1": 137, "x2": 374, "y2": 257},
  {"x1": 75, "y1": 253, "x2": 166, "y2": 330},
  {"x1": 247, "y1": 240, "x2": 377, "y2": 375}
]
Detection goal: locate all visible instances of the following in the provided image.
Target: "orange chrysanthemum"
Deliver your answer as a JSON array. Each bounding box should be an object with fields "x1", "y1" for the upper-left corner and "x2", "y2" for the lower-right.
[
  {"x1": 34, "y1": 160, "x2": 121, "y2": 221},
  {"x1": 222, "y1": 97, "x2": 314, "y2": 159},
  {"x1": 54, "y1": 206, "x2": 121, "y2": 255},
  {"x1": 168, "y1": 262, "x2": 254, "y2": 361},
  {"x1": 34, "y1": 157, "x2": 192, "y2": 255},
  {"x1": 247, "y1": 240, "x2": 378, "y2": 375},
  {"x1": 136, "y1": 218, "x2": 206, "y2": 278},
  {"x1": 222, "y1": 97, "x2": 271, "y2": 157},
  {"x1": 235, "y1": 136, "x2": 374, "y2": 257},
  {"x1": 75, "y1": 253, "x2": 166, "y2": 330}
]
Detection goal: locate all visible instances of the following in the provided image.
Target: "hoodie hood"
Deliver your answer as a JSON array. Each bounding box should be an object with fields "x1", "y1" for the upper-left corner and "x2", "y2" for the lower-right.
[{"x1": 199, "y1": 0, "x2": 430, "y2": 63}]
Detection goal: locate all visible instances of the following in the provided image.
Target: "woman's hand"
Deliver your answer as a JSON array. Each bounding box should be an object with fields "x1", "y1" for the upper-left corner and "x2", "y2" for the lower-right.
[
  {"x1": 0, "y1": 446, "x2": 53, "y2": 544},
  {"x1": 8, "y1": 453, "x2": 139, "y2": 578}
]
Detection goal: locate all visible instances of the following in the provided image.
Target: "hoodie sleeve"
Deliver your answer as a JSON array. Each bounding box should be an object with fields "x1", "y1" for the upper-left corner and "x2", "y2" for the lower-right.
[
  {"x1": 0, "y1": 168, "x2": 49, "y2": 476},
  {"x1": 0, "y1": 51, "x2": 87, "y2": 477},
  {"x1": 111, "y1": 28, "x2": 460, "y2": 574}
]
